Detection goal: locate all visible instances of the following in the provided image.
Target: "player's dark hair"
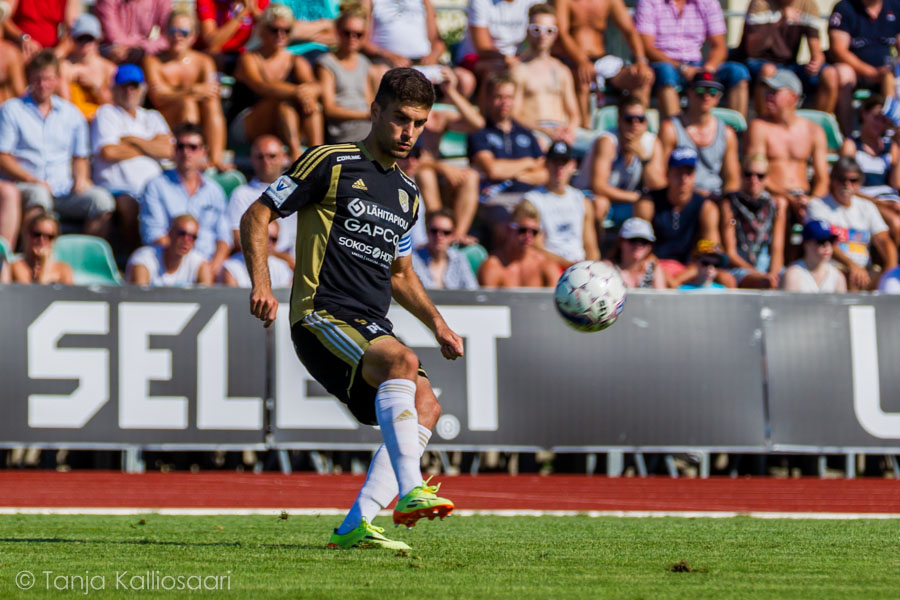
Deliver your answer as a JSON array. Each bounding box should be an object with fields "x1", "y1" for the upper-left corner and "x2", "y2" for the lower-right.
[
  {"x1": 830, "y1": 156, "x2": 862, "y2": 180},
  {"x1": 485, "y1": 71, "x2": 516, "y2": 97},
  {"x1": 426, "y1": 208, "x2": 456, "y2": 227},
  {"x1": 172, "y1": 122, "x2": 206, "y2": 144},
  {"x1": 528, "y1": 3, "x2": 555, "y2": 19},
  {"x1": 25, "y1": 50, "x2": 59, "y2": 78},
  {"x1": 618, "y1": 95, "x2": 645, "y2": 115},
  {"x1": 374, "y1": 67, "x2": 435, "y2": 109}
]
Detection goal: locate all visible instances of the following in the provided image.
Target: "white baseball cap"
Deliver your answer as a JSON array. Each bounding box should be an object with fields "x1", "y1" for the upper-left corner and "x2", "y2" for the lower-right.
[{"x1": 619, "y1": 217, "x2": 655, "y2": 242}]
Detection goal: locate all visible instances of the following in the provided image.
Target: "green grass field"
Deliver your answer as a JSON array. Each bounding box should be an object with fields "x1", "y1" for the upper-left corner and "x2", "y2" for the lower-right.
[{"x1": 1, "y1": 515, "x2": 898, "y2": 599}]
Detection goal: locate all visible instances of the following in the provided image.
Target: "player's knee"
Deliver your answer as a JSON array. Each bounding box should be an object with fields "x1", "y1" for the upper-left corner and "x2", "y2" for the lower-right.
[{"x1": 393, "y1": 349, "x2": 420, "y2": 380}]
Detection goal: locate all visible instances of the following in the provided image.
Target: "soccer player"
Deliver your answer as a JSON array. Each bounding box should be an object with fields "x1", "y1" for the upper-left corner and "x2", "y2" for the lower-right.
[{"x1": 240, "y1": 68, "x2": 464, "y2": 551}]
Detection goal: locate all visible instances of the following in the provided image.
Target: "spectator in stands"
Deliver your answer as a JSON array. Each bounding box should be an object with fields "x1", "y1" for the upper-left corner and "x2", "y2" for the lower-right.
[
  {"x1": 829, "y1": 0, "x2": 900, "y2": 136},
  {"x1": 679, "y1": 239, "x2": 729, "y2": 290},
  {"x1": 510, "y1": 4, "x2": 580, "y2": 146},
  {"x1": 720, "y1": 155, "x2": 787, "y2": 289},
  {"x1": 634, "y1": 148, "x2": 723, "y2": 287},
  {"x1": 606, "y1": 217, "x2": 666, "y2": 288},
  {"x1": 0, "y1": 251, "x2": 9, "y2": 283},
  {"x1": 0, "y1": 51, "x2": 115, "y2": 238},
  {"x1": 478, "y1": 199, "x2": 559, "y2": 287},
  {"x1": 840, "y1": 94, "x2": 900, "y2": 246},
  {"x1": 231, "y1": 3, "x2": 322, "y2": 160},
  {"x1": 746, "y1": 69, "x2": 828, "y2": 226},
  {"x1": 410, "y1": 209, "x2": 479, "y2": 290},
  {"x1": 0, "y1": 5, "x2": 25, "y2": 105},
  {"x1": 635, "y1": 0, "x2": 750, "y2": 119},
  {"x1": 523, "y1": 141, "x2": 599, "y2": 269},
  {"x1": 223, "y1": 219, "x2": 292, "y2": 288},
  {"x1": 574, "y1": 96, "x2": 665, "y2": 234},
  {"x1": 227, "y1": 135, "x2": 295, "y2": 264},
  {"x1": 554, "y1": 0, "x2": 653, "y2": 125},
  {"x1": 94, "y1": 0, "x2": 171, "y2": 64},
  {"x1": 144, "y1": 9, "x2": 228, "y2": 171},
  {"x1": 877, "y1": 263, "x2": 900, "y2": 292},
  {"x1": 139, "y1": 122, "x2": 231, "y2": 276},
  {"x1": 0, "y1": 181, "x2": 22, "y2": 251},
  {"x1": 316, "y1": 5, "x2": 375, "y2": 144},
  {"x1": 126, "y1": 213, "x2": 212, "y2": 286},
  {"x1": 659, "y1": 72, "x2": 740, "y2": 200},
  {"x1": 282, "y1": 0, "x2": 338, "y2": 56},
  {"x1": 457, "y1": 0, "x2": 542, "y2": 86},
  {"x1": 782, "y1": 219, "x2": 847, "y2": 292},
  {"x1": 196, "y1": 0, "x2": 269, "y2": 74},
  {"x1": 92, "y1": 64, "x2": 174, "y2": 254},
  {"x1": 807, "y1": 157, "x2": 897, "y2": 290},
  {"x1": 736, "y1": 0, "x2": 838, "y2": 116},
  {"x1": 10, "y1": 212, "x2": 73, "y2": 284},
  {"x1": 468, "y1": 73, "x2": 548, "y2": 238},
  {"x1": 59, "y1": 14, "x2": 115, "y2": 120},
  {"x1": 4, "y1": 0, "x2": 78, "y2": 60},
  {"x1": 361, "y1": 0, "x2": 475, "y2": 97},
  {"x1": 417, "y1": 65, "x2": 486, "y2": 158}
]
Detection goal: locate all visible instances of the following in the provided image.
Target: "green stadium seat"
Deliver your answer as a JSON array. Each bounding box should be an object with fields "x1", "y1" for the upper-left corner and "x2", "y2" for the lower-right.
[
  {"x1": 711, "y1": 107, "x2": 747, "y2": 133},
  {"x1": 439, "y1": 130, "x2": 468, "y2": 158},
  {"x1": 590, "y1": 105, "x2": 659, "y2": 133},
  {"x1": 52, "y1": 235, "x2": 123, "y2": 286},
  {"x1": 209, "y1": 169, "x2": 247, "y2": 201},
  {"x1": 0, "y1": 236, "x2": 11, "y2": 266},
  {"x1": 457, "y1": 242, "x2": 488, "y2": 275},
  {"x1": 796, "y1": 109, "x2": 843, "y2": 153}
]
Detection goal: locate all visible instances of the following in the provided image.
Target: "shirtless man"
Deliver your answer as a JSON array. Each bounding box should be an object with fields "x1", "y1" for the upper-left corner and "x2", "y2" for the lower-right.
[
  {"x1": 60, "y1": 14, "x2": 115, "y2": 120},
  {"x1": 659, "y1": 72, "x2": 740, "y2": 199},
  {"x1": 478, "y1": 199, "x2": 560, "y2": 287},
  {"x1": 555, "y1": 0, "x2": 653, "y2": 124},
  {"x1": 144, "y1": 9, "x2": 228, "y2": 171},
  {"x1": 511, "y1": 4, "x2": 580, "y2": 145},
  {"x1": 0, "y1": 39, "x2": 24, "y2": 104},
  {"x1": 746, "y1": 69, "x2": 828, "y2": 224}
]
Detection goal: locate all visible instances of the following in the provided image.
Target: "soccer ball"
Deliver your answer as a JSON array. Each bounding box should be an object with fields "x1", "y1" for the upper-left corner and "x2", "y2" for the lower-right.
[{"x1": 554, "y1": 261, "x2": 626, "y2": 332}]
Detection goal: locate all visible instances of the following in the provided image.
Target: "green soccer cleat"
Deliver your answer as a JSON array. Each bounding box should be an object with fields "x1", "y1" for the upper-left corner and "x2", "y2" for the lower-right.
[
  {"x1": 327, "y1": 518, "x2": 411, "y2": 550},
  {"x1": 393, "y1": 476, "x2": 454, "y2": 529}
]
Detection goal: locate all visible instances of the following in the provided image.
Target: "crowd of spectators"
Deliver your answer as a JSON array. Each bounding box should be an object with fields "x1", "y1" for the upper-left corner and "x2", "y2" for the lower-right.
[{"x1": 0, "y1": 0, "x2": 899, "y2": 296}]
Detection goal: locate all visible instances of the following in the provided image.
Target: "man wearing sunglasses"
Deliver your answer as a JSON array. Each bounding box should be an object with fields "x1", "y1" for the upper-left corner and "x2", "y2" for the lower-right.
[
  {"x1": 659, "y1": 71, "x2": 740, "y2": 200},
  {"x1": 807, "y1": 157, "x2": 897, "y2": 290},
  {"x1": 478, "y1": 198, "x2": 559, "y2": 287},
  {"x1": 126, "y1": 213, "x2": 213, "y2": 286}
]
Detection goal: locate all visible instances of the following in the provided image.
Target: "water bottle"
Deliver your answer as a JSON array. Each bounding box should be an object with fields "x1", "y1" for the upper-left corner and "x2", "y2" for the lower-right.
[{"x1": 790, "y1": 223, "x2": 803, "y2": 247}]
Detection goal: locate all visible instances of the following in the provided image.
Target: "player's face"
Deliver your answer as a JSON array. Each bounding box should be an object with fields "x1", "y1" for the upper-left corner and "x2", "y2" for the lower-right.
[
  {"x1": 167, "y1": 15, "x2": 196, "y2": 52},
  {"x1": 251, "y1": 139, "x2": 287, "y2": 182},
  {"x1": 264, "y1": 17, "x2": 292, "y2": 49},
  {"x1": 490, "y1": 83, "x2": 516, "y2": 121},
  {"x1": 527, "y1": 14, "x2": 558, "y2": 52},
  {"x1": 114, "y1": 81, "x2": 146, "y2": 111},
  {"x1": 427, "y1": 216, "x2": 454, "y2": 252},
  {"x1": 29, "y1": 66, "x2": 59, "y2": 104},
  {"x1": 806, "y1": 238, "x2": 833, "y2": 262},
  {"x1": 372, "y1": 100, "x2": 430, "y2": 159},
  {"x1": 668, "y1": 165, "x2": 696, "y2": 199},
  {"x1": 622, "y1": 237, "x2": 652, "y2": 261},
  {"x1": 170, "y1": 220, "x2": 198, "y2": 256},
  {"x1": 830, "y1": 169, "x2": 861, "y2": 202},
  {"x1": 548, "y1": 157, "x2": 575, "y2": 184},
  {"x1": 337, "y1": 16, "x2": 365, "y2": 52},
  {"x1": 511, "y1": 218, "x2": 540, "y2": 248},
  {"x1": 174, "y1": 134, "x2": 207, "y2": 171}
]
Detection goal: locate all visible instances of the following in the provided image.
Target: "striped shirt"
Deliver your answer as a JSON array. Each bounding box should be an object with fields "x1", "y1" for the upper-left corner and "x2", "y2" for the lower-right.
[{"x1": 634, "y1": 0, "x2": 727, "y2": 63}]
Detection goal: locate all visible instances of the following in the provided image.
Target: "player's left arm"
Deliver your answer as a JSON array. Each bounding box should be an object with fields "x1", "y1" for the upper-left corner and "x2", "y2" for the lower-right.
[{"x1": 391, "y1": 253, "x2": 464, "y2": 359}]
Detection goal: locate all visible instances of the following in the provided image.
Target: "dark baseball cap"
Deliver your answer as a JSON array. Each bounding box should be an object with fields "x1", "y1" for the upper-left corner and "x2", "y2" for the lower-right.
[
  {"x1": 114, "y1": 64, "x2": 145, "y2": 86},
  {"x1": 687, "y1": 71, "x2": 724, "y2": 91},
  {"x1": 669, "y1": 147, "x2": 698, "y2": 169},
  {"x1": 546, "y1": 140, "x2": 572, "y2": 161},
  {"x1": 803, "y1": 220, "x2": 838, "y2": 242}
]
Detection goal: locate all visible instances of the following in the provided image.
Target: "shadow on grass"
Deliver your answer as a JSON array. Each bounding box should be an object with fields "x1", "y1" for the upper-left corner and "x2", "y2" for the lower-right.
[{"x1": 0, "y1": 538, "x2": 324, "y2": 551}]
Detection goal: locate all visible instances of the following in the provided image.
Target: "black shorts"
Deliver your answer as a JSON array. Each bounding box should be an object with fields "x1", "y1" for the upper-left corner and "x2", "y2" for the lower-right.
[{"x1": 290, "y1": 309, "x2": 427, "y2": 425}]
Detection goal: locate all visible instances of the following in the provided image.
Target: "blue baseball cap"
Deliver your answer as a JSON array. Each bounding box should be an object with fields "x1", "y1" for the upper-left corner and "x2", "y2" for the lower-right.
[
  {"x1": 669, "y1": 147, "x2": 697, "y2": 169},
  {"x1": 114, "y1": 64, "x2": 144, "y2": 86},
  {"x1": 803, "y1": 220, "x2": 838, "y2": 242}
]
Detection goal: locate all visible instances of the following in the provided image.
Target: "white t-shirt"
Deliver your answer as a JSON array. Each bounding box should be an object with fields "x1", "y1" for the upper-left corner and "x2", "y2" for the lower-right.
[
  {"x1": 878, "y1": 265, "x2": 900, "y2": 293},
  {"x1": 91, "y1": 104, "x2": 171, "y2": 196},
  {"x1": 782, "y1": 260, "x2": 843, "y2": 293},
  {"x1": 524, "y1": 185, "x2": 587, "y2": 262},
  {"x1": 223, "y1": 252, "x2": 293, "y2": 288},
  {"x1": 806, "y1": 194, "x2": 888, "y2": 267},
  {"x1": 458, "y1": 0, "x2": 541, "y2": 58},
  {"x1": 125, "y1": 245, "x2": 206, "y2": 287},
  {"x1": 371, "y1": 0, "x2": 431, "y2": 58},
  {"x1": 227, "y1": 178, "x2": 297, "y2": 253}
]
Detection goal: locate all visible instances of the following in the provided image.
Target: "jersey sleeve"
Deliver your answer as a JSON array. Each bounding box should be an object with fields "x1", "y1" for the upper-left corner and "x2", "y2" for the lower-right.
[
  {"x1": 396, "y1": 232, "x2": 413, "y2": 257},
  {"x1": 262, "y1": 146, "x2": 332, "y2": 217},
  {"x1": 828, "y1": 1, "x2": 853, "y2": 33}
]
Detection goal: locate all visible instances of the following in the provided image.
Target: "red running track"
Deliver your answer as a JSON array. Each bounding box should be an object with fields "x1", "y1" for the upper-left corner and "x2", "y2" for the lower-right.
[{"x1": 2, "y1": 472, "x2": 899, "y2": 514}]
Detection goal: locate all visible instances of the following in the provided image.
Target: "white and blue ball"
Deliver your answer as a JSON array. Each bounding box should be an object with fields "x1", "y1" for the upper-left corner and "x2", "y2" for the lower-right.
[{"x1": 554, "y1": 261, "x2": 626, "y2": 332}]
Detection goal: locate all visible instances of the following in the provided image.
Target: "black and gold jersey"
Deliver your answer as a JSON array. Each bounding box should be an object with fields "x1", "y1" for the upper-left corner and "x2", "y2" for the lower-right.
[{"x1": 262, "y1": 142, "x2": 420, "y2": 325}]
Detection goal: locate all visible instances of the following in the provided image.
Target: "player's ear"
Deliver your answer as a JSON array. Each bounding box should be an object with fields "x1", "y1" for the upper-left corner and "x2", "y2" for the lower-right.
[{"x1": 370, "y1": 101, "x2": 380, "y2": 122}]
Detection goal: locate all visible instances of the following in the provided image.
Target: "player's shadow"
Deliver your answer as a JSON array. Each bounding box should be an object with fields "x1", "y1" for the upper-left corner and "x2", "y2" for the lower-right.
[{"x1": 0, "y1": 537, "x2": 324, "y2": 550}]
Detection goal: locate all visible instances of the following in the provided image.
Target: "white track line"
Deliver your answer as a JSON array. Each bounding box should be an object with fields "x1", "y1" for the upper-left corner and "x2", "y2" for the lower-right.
[{"x1": 2, "y1": 508, "x2": 900, "y2": 519}]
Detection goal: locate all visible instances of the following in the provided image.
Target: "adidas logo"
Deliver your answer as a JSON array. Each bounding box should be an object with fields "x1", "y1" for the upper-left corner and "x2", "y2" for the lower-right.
[
  {"x1": 394, "y1": 409, "x2": 415, "y2": 423},
  {"x1": 352, "y1": 178, "x2": 367, "y2": 190}
]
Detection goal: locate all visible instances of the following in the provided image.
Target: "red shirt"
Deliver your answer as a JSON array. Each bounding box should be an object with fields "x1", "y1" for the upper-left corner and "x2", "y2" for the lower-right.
[
  {"x1": 13, "y1": 0, "x2": 67, "y2": 48},
  {"x1": 195, "y1": 0, "x2": 270, "y2": 53}
]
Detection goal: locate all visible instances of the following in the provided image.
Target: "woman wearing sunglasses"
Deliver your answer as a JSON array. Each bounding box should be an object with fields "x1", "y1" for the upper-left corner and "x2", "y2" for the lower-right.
[
  {"x1": 10, "y1": 213, "x2": 73, "y2": 285},
  {"x1": 231, "y1": 3, "x2": 322, "y2": 160}
]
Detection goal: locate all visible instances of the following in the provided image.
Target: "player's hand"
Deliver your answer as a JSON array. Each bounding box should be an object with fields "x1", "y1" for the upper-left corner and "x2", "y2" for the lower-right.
[
  {"x1": 434, "y1": 324, "x2": 463, "y2": 360},
  {"x1": 250, "y1": 286, "x2": 278, "y2": 328}
]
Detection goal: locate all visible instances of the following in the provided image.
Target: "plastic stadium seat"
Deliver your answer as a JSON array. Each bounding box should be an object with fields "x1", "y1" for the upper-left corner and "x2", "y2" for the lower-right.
[
  {"x1": 209, "y1": 169, "x2": 247, "y2": 201},
  {"x1": 590, "y1": 105, "x2": 659, "y2": 133},
  {"x1": 52, "y1": 235, "x2": 123, "y2": 286},
  {"x1": 439, "y1": 130, "x2": 468, "y2": 158},
  {"x1": 457, "y1": 242, "x2": 488, "y2": 275},
  {"x1": 0, "y1": 236, "x2": 11, "y2": 266},
  {"x1": 711, "y1": 107, "x2": 747, "y2": 133},
  {"x1": 796, "y1": 109, "x2": 843, "y2": 153}
]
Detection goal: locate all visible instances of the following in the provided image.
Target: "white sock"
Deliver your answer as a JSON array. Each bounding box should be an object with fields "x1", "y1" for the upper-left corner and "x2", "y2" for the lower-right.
[
  {"x1": 337, "y1": 424, "x2": 432, "y2": 534},
  {"x1": 374, "y1": 378, "x2": 422, "y2": 497}
]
